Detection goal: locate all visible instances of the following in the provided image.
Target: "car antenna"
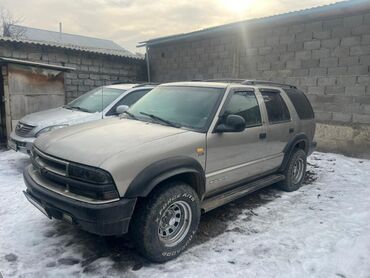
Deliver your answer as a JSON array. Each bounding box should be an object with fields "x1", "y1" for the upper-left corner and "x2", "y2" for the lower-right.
[{"x1": 101, "y1": 85, "x2": 104, "y2": 119}]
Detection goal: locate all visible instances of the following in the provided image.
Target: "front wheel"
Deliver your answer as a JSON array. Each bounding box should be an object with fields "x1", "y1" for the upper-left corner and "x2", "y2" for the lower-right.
[
  {"x1": 129, "y1": 181, "x2": 200, "y2": 262},
  {"x1": 278, "y1": 148, "x2": 307, "y2": 192}
]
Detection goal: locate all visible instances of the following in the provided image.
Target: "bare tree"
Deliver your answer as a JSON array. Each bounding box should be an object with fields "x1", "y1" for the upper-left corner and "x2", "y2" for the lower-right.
[{"x1": 0, "y1": 8, "x2": 25, "y2": 39}]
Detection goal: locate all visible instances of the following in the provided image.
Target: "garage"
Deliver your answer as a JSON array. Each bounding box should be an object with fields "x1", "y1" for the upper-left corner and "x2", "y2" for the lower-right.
[{"x1": 0, "y1": 57, "x2": 74, "y2": 146}]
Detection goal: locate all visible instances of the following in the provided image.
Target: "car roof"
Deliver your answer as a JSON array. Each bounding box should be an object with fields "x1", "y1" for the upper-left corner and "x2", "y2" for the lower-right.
[
  {"x1": 108, "y1": 81, "x2": 291, "y2": 91},
  {"x1": 105, "y1": 84, "x2": 139, "y2": 90},
  {"x1": 160, "y1": 81, "x2": 229, "y2": 89},
  {"x1": 105, "y1": 83, "x2": 157, "y2": 90}
]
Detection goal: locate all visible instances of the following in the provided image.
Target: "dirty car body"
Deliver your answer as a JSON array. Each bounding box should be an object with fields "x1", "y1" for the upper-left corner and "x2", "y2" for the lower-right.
[
  {"x1": 23, "y1": 80, "x2": 316, "y2": 262},
  {"x1": 9, "y1": 83, "x2": 155, "y2": 154}
]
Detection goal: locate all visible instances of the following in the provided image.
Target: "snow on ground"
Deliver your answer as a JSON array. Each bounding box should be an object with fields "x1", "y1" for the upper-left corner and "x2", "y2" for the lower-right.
[{"x1": 0, "y1": 149, "x2": 370, "y2": 278}]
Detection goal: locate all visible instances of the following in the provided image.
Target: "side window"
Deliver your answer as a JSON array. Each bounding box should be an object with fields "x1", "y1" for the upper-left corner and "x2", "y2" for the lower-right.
[
  {"x1": 117, "y1": 89, "x2": 150, "y2": 107},
  {"x1": 261, "y1": 90, "x2": 291, "y2": 124},
  {"x1": 284, "y1": 88, "x2": 314, "y2": 119},
  {"x1": 223, "y1": 91, "x2": 262, "y2": 127},
  {"x1": 106, "y1": 89, "x2": 150, "y2": 116}
]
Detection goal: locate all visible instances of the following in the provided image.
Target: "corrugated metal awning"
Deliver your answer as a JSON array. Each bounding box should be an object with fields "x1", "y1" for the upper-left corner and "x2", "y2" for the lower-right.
[
  {"x1": 0, "y1": 36, "x2": 143, "y2": 60},
  {"x1": 0, "y1": 57, "x2": 76, "y2": 71}
]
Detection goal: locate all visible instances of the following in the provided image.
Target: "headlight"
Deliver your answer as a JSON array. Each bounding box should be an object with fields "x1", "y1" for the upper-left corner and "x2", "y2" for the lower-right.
[
  {"x1": 36, "y1": 125, "x2": 68, "y2": 137},
  {"x1": 68, "y1": 163, "x2": 113, "y2": 185}
]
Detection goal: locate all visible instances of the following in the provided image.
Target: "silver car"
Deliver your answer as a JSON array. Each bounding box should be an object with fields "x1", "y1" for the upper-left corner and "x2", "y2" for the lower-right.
[
  {"x1": 23, "y1": 80, "x2": 316, "y2": 262},
  {"x1": 8, "y1": 83, "x2": 155, "y2": 154}
]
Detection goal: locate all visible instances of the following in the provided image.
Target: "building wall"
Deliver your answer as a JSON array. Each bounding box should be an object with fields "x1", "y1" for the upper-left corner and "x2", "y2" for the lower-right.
[
  {"x1": 0, "y1": 41, "x2": 146, "y2": 103},
  {"x1": 148, "y1": 9, "x2": 370, "y2": 158}
]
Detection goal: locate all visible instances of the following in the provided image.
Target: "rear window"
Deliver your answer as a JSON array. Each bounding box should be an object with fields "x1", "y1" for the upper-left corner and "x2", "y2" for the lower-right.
[
  {"x1": 261, "y1": 90, "x2": 291, "y2": 124},
  {"x1": 284, "y1": 88, "x2": 314, "y2": 119}
]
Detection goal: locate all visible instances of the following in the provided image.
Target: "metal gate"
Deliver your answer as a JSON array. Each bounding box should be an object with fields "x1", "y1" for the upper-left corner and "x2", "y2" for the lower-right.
[{"x1": 0, "y1": 58, "x2": 75, "y2": 145}]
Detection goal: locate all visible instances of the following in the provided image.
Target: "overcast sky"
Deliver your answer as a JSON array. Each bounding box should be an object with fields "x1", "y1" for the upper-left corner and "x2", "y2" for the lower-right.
[{"x1": 0, "y1": 0, "x2": 337, "y2": 53}]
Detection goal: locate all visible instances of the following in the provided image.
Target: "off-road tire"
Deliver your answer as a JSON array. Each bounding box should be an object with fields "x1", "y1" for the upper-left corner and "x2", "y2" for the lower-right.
[
  {"x1": 129, "y1": 181, "x2": 200, "y2": 262},
  {"x1": 278, "y1": 148, "x2": 307, "y2": 192}
]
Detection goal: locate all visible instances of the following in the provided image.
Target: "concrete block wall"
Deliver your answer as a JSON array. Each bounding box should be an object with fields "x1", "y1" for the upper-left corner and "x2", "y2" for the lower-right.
[
  {"x1": 0, "y1": 41, "x2": 146, "y2": 103},
  {"x1": 148, "y1": 7, "x2": 370, "y2": 158}
]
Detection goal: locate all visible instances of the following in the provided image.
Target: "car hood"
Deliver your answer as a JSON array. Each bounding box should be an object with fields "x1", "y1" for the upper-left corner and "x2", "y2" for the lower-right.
[
  {"x1": 34, "y1": 118, "x2": 190, "y2": 166},
  {"x1": 21, "y1": 107, "x2": 101, "y2": 129}
]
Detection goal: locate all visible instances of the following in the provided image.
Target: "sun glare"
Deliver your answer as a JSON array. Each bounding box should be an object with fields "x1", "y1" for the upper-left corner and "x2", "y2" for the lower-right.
[{"x1": 219, "y1": 0, "x2": 256, "y2": 13}]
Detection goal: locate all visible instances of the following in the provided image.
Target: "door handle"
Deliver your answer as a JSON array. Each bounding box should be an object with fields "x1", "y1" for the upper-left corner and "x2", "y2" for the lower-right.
[
  {"x1": 259, "y1": 132, "x2": 267, "y2": 139},
  {"x1": 289, "y1": 128, "x2": 294, "y2": 133}
]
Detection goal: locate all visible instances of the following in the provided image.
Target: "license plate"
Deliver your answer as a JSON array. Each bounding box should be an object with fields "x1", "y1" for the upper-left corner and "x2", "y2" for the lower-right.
[
  {"x1": 24, "y1": 191, "x2": 51, "y2": 219},
  {"x1": 8, "y1": 140, "x2": 17, "y2": 151}
]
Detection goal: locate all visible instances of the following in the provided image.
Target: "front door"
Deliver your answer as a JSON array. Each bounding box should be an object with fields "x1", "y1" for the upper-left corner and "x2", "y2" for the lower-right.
[{"x1": 205, "y1": 88, "x2": 273, "y2": 196}]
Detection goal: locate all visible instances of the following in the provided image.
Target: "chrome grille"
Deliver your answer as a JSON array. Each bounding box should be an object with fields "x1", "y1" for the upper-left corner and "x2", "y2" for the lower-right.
[
  {"x1": 15, "y1": 122, "x2": 36, "y2": 137},
  {"x1": 29, "y1": 148, "x2": 118, "y2": 204},
  {"x1": 31, "y1": 148, "x2": 68, "y2": 177}
]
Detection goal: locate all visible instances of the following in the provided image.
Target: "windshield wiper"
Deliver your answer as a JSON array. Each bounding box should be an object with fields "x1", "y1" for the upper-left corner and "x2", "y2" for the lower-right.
[
  {"x1": 65, "y1": 105, "x2": 91, "y2": 113},
  {"x1": 139, "y1": 112, "x2": 181, "y2": 128},
  {"x1": 120, "y1": 111, "x2": 139, "y2": 120}
]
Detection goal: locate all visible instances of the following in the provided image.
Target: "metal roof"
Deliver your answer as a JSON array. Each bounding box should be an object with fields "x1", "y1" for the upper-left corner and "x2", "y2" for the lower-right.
[
  {"x1": 2, "y1": 26, "x2": 142, "y2": 59},
  {"x1": 140, "y1": 0, "x2": 370, "y2": 47},
  {"x1": 10, "y1": 25, "x2": 125, "y2": 50},
  {"x1": 0, "y1": 57, "x2": 75, "y2": 71}
]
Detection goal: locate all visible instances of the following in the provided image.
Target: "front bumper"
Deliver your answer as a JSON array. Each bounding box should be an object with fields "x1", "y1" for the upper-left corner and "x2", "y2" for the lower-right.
[
  {"x1": 9, "y1": 132, "x2": 35, "y2": 154},
  {"x1": 23, "y1": 165, "x2": 137, "y2": 236}
]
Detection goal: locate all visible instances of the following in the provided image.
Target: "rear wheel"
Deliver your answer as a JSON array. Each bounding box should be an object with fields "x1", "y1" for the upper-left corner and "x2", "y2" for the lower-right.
[
  {"x1": 279, "y1": 148, "x2": 307, "y2": 192},
  {"x1": 129, "y1": 181, "x2": 200, "y2": 262}
]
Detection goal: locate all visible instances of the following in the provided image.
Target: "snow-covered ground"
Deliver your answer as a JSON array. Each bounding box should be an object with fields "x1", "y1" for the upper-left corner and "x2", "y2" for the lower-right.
[{"x1": 0, "y1": 149, "x2": 370, "y2": 278}]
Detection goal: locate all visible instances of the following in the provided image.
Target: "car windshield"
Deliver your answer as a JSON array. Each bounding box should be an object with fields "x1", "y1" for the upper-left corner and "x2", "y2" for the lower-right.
[
  {"x1": 65, "y1": 87, "x2": 124, "y2": 113},
  {"x1": 128, "y1": 86, "x2": 224, "y2": 131}
]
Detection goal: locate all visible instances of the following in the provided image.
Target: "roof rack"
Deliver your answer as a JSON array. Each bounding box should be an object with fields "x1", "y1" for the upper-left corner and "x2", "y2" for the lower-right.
[
  {"x1": 204, "y1": 78, "x2": 296, "y2": 89},
  {"x1": 242, "y1": 80, "x2": 296, "y2": 89},
  {"x1": 204, "y1": 78, "x2": 246, "y2": 83}
]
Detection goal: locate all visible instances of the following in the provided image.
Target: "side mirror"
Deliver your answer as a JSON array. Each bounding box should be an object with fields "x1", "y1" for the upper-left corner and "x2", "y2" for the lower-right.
[
  {"x1": 215, "y1": 114, "x2": 246, "y2": 133},
  {"x1": 116, "y1": 105, "x2": 129, "y2": 115}
]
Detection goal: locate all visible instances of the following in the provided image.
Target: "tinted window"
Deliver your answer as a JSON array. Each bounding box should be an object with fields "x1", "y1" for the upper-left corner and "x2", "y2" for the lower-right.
[
  {"x1": 284, "y1": 88, "x2": 314, "y2": 119},
  {"x1": 261, "y1": 90, "x2": 291, "y2": 123},
  {"x1": 107, "y1": 89, "x2": 150, "y2": 116},
  {"x1": 224, "y1": 91, "x2": 262, "y2": 127}
]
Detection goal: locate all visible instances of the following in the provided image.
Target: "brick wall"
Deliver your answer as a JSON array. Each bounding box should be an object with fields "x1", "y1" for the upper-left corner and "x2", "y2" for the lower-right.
[
  {"x1": 0, "y1": 41, "x2": 146, "y2": 103},
  {"x1": 148, "y1": 6, "x2": 370, "y2": 157}
]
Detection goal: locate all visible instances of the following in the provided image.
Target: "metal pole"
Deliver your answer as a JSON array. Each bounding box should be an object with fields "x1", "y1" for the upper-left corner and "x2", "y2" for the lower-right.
[
  {"x1": 59, "y1": 22, "x2": 62, "y2": 40},
  {"x1": 145, "y1": 45, "x2": 151, "y2": 82}
]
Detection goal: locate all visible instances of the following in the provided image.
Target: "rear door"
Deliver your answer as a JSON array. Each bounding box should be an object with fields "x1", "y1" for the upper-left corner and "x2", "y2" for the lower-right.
[
  {"x1": 259, "y1": 88, "x2": 295, "y2": 159},
  {"x1": 205, "y1": 88, "x2": 272, "y2": 195}
]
